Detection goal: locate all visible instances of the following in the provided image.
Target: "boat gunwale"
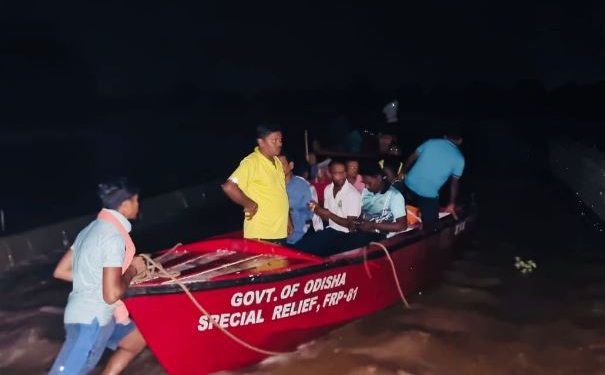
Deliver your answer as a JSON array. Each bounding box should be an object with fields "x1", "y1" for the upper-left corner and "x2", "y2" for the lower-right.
[{"x1": 125, "y1": 212, "x2": 473, "y2": 298}]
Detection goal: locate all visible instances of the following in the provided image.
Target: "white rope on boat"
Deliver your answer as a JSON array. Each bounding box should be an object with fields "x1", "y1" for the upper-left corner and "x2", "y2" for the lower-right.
[
  {"x1": 137, "y1": 253, "x2": 290, "y2": 356},
  {"x1": 133, "y1": 240, "x2": 412, "y2": 357},
  {"x1": 368, "y1": 242, "x2": 410, "y2": 309}
]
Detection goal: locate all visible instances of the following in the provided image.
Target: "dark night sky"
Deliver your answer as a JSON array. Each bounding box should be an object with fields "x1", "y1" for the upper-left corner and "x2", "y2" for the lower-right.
[
  {"x1": 1, "y1": 1, "x2": 605, "y2": 232},
  {"x1": 2, "y1": 1, "x2": 604, "y2": 97}
]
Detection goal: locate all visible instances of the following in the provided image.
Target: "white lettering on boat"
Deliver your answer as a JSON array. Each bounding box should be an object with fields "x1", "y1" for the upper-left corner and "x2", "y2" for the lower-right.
[
  {"x1": 197, "y1": 309, "x2": 265, "y2": 331},
  {"x1": 303, "y1": 272, "x2": 347, "y2": 294},
  {"x1": 271, "y1": 296, "x2": 318, "y2": 320},
  {"x1": 279, "y1": 283, "x2": 300, "y2": 299},
  {"x1": 196, "y1": 272, "x2": 359, "y2": 333},
  {"x1": 454, "y1": 220, "x2": 466, "y2": 235},
  {"x1": 323, "y1": 287, "x2": 359, "y2": 307},
  {"x1": 230, "y1": 288, "x2": 276, "y2": 307}
]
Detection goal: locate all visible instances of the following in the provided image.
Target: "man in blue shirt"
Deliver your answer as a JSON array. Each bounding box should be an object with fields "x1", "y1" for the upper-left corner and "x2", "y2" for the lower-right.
[
  {"x1": 50, "y1": 179, "x2": 147, "y2": 374},
  {"x1": 279, "y1": 153, "x2": 313, "y2": 245},
  {"x1": 403, "y1": 131, "x2": 465, "y2": 232},
  {"x1": 338, "y1": 161, "x2": 408, "y2": 251}
]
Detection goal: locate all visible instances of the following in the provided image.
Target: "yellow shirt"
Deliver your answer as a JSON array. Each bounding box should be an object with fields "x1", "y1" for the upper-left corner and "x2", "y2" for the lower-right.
[{"x1": 229, "y1": 147, "x2": 288, "y2": 239}]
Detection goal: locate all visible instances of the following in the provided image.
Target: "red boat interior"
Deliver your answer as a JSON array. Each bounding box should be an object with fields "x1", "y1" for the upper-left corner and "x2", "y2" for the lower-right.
[
  {"x1": 131, "y1": 211, "x2": 455, "y2": 288},
  {"x1": 133, "y1": 238, "x2": 324, "y2": 287}
]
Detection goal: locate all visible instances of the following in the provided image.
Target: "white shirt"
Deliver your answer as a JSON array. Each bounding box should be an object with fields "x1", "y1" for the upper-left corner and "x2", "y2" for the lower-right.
[
  {"x1": 309, "y1": 184, "x2": 324, "y2": 232},
  {"x1": 323, "y1": 180, "x2": 362, "y2": 233}
]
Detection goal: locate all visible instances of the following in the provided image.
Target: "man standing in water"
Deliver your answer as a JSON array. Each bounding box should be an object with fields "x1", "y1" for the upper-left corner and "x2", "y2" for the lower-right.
[
  {"x1": 222, "y1": 125, "x2": 290, "y2": 245},
  {"x1": 403, "y1": 131, "x2": 465, "y2": 233},
  {"x1": 50, "y1": 178, "x2": 147, "y2": 374}
]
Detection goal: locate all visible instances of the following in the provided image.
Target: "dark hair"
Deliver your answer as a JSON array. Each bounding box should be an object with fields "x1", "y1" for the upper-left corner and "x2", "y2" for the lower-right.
[
  {"x1": 256, "y1": 124, "x2": 281, "y2": 139},
  {"x1": 381, "y1": 156, "x2": 402, "y2": 174},
  {"x1": 328, "y1": 159, "x2": 346, "y2": 170},
  {"x1": 278, "y1": 150, "x2": 294, "y2": 164},
  {"x1": 293, "y1": 158, "x2": 311, "y2": 177},
  {"x1": 97, "y1": 177, "x2": 139, "y2": 210},
  {"x1": 359, "y1": 160, "x2": 385, "y2": 177},
  {"x1": 444, "y1": 122, "x2": 464, "y2": 140}
]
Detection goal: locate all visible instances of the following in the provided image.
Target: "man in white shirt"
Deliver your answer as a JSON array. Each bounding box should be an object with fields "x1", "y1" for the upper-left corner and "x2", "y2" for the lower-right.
[{"x1": 294, "y1": 160, "x2": 361, "y2": 255}]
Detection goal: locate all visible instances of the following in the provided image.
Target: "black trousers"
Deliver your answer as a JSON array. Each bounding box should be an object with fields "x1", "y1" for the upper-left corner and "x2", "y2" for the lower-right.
[
  {"x1": 294, "y1": 228, "x2": 383, "y2": 256},
  {"x1": 404, "y1": 185, "x2": 440, "y2": 233},
  {"x1": 259, "y1": 238, "x2": 287, "y2": 246}
]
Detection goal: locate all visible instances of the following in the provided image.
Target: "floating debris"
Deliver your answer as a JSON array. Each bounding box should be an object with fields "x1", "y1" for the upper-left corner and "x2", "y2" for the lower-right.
[{"x1": 514, "y1": 256, "x2": 537, "y2": 274}]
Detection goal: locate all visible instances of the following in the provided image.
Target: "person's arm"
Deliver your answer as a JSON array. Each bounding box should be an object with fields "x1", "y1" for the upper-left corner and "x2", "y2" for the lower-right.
[
  {"x1": 402, "y1": 151, "x2": 419, "y2": 177},
  {"x1": 287, "y1": 212, "x2": 294, "y2": 236},
  {"x1": 221, "y1": 180, "x2": 258, "y2": 219},
  {"x1": 445, "y1": 155, "x2": 464, "y2": 219},
  {"x1": 311, "y1": 204, "x2": 356, "y2": 231},
  {"x1": 444, "y1": 177, "x2": 460, "y2": 219},
  {"x1": 302, "y1": 183, "x2": 314, "y2": 221},
  {"x1": 102, "y1": 256, "x2": 145, "y2": 305},
  {"x1": 53, "y1": 248, "x2": 73, "y2": 282},
  {"x1": 359, "y1": 216, "x2": 407, "y2": 233},
  {"x1": 359, "y1": 191, "x2": 407, "y2": 233}
]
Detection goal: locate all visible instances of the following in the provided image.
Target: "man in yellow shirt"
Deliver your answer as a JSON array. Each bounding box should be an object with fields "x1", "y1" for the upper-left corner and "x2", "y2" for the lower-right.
[{"x1": 222, "y1": 125, "x2": 290, "y2": 244}]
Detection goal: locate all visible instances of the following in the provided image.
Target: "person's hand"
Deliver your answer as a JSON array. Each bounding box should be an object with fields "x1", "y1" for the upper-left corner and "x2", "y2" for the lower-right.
[
  {"x1": 444, "y1": 203, "x2": 458, "y2": 220},
  {"x1": 314, "y1": 206, "x2": 330, "y2": 217},
  {"x1": 243, "y1": 201, "x2": 258, "y2": 220},
  {"x1": 287, "y1": 219, "x2": 294, "y2": 236},
  {"x1": 308, "y1": 201, "x2": 318, "y2": 212},
  {"x1": 358, "y1": 220, "x2": 377, "y2": 233},
  {"x1": 131, "y1": 256, "x2": 147, "y2": 275},
  {"x1": 309, "y1": 201, "x2": 330, "y2": 217},
  {"x1": 345, "y1": 218, "x2": 358, "y2": 232}
]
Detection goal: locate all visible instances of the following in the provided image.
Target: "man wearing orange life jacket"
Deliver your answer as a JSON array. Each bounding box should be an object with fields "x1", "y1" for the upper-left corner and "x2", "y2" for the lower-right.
[{"x1": 51, "y1": 178, "x2": 146, "y2": 375}]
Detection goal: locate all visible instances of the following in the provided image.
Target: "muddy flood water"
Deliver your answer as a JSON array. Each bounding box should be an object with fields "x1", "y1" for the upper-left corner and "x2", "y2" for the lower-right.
[{"x1": 1, "y1": 175, "x2": 604, "y2": 375}]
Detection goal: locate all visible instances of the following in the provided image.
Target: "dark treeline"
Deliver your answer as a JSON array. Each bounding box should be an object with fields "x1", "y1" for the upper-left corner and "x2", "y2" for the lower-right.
[{"x1": 1, "y1": 79, "x2": 604, "y2": 234}]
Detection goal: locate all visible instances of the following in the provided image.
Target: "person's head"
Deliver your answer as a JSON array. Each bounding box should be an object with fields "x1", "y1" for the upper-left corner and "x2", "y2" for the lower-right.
[
  {"x1": 306, "y1": 152, "x2": 317, "y2": 166},
  {"x1": 293, "y1": 157, "x2": 311, "y2": 179},
  {"x1": 278, "y1": 152, "x2": 294, "y2": 177},
  {"x1": 329, "y1": 160, "x2": 347, "y2": 188},
  {"x1": 256, "y1": 124, "x2": 283, "y2": 157},
  {"x1": 444, "y1": 126, "x2": 464, "y2": 146},
  {"x1": 359, "y1": 161, "x2": 387, "y2": 194},
  {"x1": 346, "y1": 159, "x2": 359, "y2": 179},
  {"x1": 381, "y1": 157, "x2": 403, "y2": 183},
  {"x1": 388, "y1": 143, "x2": 401, "y2": 156},
  {"x1": 97, "y1": 178, "x2": 140, "y2": 219}
]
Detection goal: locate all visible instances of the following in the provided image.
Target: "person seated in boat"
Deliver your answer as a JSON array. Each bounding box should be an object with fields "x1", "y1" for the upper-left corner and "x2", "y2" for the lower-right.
[
  {"x1": 50, "y1": 178, "x2": 147, "y2": 375},
  {"x1": 379, "y1": 156, "x2": 405, "y2": 195},
  {"x1": 221, "y1": 124, "x2": 292, "y2": 245},
  {"x1": 294, "y1": 159, "x2": 362, "y2": 255},
  {"x1": 346, "y1": 159, "x2": 365, "y2": 193},
  {"x1": 337, "y1": 161, "x2": 408, "y2": 251},
  {"x1": 278, "y1": 152, "x2": 314, "y2": 245}
]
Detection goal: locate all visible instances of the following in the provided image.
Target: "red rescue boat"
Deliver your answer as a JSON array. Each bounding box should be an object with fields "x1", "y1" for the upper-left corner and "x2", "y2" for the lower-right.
[{"x1": 124, "y1": 210, "x2": 475, "y2": 375}]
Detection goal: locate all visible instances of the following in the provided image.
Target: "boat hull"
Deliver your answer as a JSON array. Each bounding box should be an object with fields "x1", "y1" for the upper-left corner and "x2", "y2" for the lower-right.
[{"x1": 125, "y1": 214, "x2": 473, "y2": 374}]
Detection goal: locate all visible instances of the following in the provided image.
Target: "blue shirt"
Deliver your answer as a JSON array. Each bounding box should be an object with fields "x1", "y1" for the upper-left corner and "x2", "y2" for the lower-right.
[
  {"x1": 405, "y1": 138, "x2": 465, "y2": 198},
  {"x1": 361, "y1": 186, "x2": 406, "y2": 233},
  {"x1": 286, "y1": 175, "x2": 313, "y2": 244},
  {"x1": 64, "y1": 210, "x2": 130, "y2": 325}
]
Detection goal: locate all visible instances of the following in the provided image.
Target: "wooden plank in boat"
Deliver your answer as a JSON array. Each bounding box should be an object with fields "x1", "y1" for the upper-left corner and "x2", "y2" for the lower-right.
[
  {"x1": 164, "y1": 251, "x2": 237, "y2": 273},
  {"x1": 153, "y1": 249, "x2": 188, "y2": 263},
  {"x1": 163, "y1": 254, "x2": 279, "y2": 284}
]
